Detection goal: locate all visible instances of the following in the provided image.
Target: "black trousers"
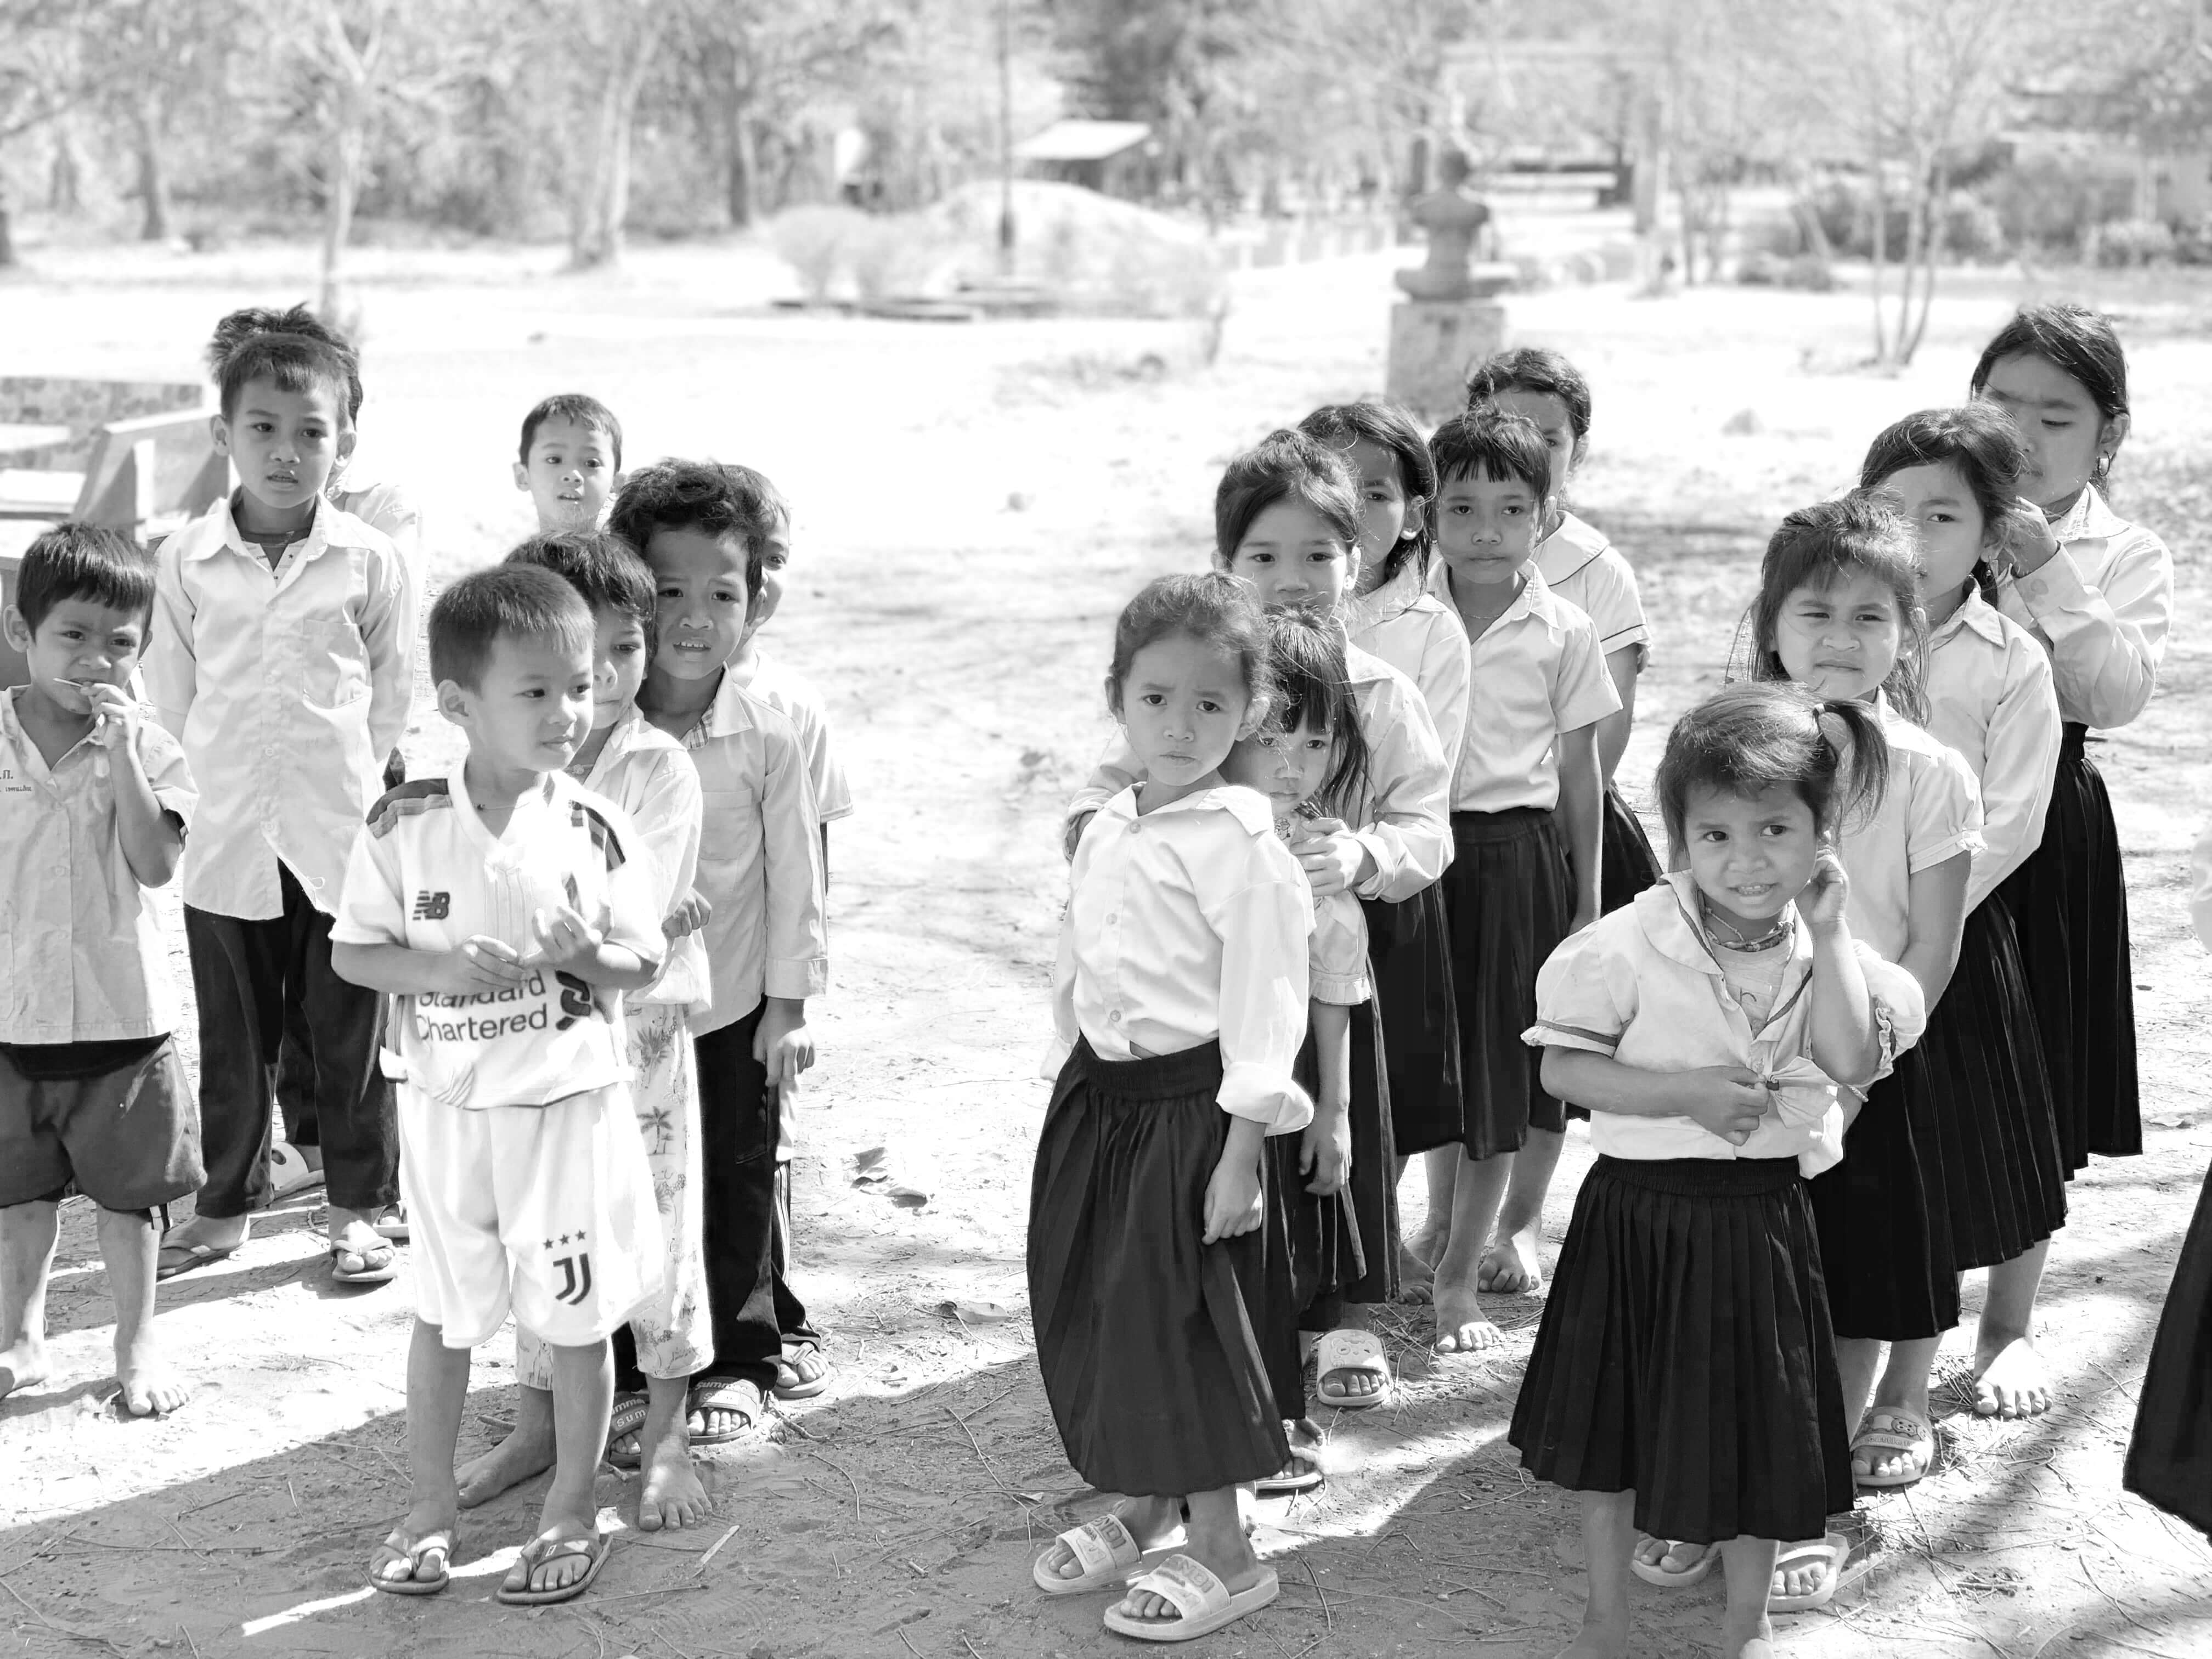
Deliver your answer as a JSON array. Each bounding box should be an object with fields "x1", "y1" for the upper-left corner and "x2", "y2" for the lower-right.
[{"x1": 182, "y1": 865, "x2": 397, "y2": 1219}]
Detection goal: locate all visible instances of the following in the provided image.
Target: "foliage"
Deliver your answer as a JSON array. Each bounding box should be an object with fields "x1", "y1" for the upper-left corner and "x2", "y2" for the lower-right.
[{"x1": 2095, "y1": 217, "x2": 2178, "y2": 266}]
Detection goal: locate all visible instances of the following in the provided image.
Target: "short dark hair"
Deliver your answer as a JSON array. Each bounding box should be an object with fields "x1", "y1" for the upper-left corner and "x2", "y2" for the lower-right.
[
  {"x1": 504, "y1": 531, "x2": 654, "y2": 627},
  {"x1": 1429, "y1": 408, "x2": 1552, "y2": 499},
  {"x1": 607, "y1": 460, "x2": 779, "y2": 601},
  {"x1": 1748, "y1": 491, "x2": 1929, "y2": 724},
  {"x1": 428, "y1": 565, "x2": 594, "y2": 693},
  {"x1": 1859, "y1": 404, "x2": 2029, "y2": 600},
  {"x1": 518, "y1": 394, "x2": 624, "y2": 471},
  {"x1": 1105, "y1": 572, "x2": 1272, "y2": 720},
  {"x1": 1970, "y1": 301, "x2": 2130, "y2": 490},
  {"x1": 206, "y1": 304, "x2": 357, "y2": 422},
  {"x1": 1465, "y1": 345, "x2": 1594, "y2": 441},
  {"x1": 1297, "y1": 401, "x2": 1437, "y2": 585},
  {"x1": 1655, "y1": 682, "x2": 1891, "y2": 860},
  {"x1": 1214, "y1": 429, "x2": 1363, "y2": 567},
  {"x1": 14, "y1": 523, "x2": 157, "y2": 634}
]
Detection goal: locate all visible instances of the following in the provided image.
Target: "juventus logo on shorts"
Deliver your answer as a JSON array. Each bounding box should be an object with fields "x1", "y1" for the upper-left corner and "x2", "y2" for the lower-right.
[{"x1": 552, "y1": 1252, "x2": 594, "y2": 1306}]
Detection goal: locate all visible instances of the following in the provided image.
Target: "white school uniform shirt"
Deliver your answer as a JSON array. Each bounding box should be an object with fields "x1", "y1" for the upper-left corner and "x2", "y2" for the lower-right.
[
  {"x1": 2190, "y1": 820, "x2": 2212, "y2": 952},
  {"x1": 1427, "y1": 562, "x2": 1621, "y2": 812},
  {"x1": 1348, "y1": 564, "x2": 1472, "y2": 767},
  {"x1": 743, "y1": 651, "x2": 855, "y2": 824},
  {"x1": 1994, "y1": 486, "x2": 2172, "y2": 731},
  {"x1": 330, "y1": 770, "x2": 664, "y2": 1110},
  {"x1": 580, "y1": 705, "x2": 709, "y2": 1009},
  {"x1": 1835, "y1": 696, "x2": 1985, "y2": 964},
  {"x1": 0, "y1": 690, "x2": 198, "y2": 1044},
  {"x1": 1065, "y1": 625, "x2": 1454, "y2": 904},
  {"x1": 1536, "y1": 512, "x2": 1651, "y2": 661},
  {"x1": 1047, "y1": 785, "x2": 1315, "y2": 1132},
  {"x1": 142, "y1": 495, "x2": 416, "y2": 919},
  {"x1": 1923, "y1": 589, "x2": 2061, "y2": 914},
  {"x1": 1278, "y1": 811, "x2": 1374, "y2": 1006},
  {"x1": 1523, "y1": 871, "x2": 1927, "y2": 1177}
]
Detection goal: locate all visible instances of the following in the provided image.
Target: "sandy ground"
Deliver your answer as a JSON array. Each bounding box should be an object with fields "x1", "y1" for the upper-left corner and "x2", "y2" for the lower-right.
[{"x1": 2, "y1": 237, "x2": 2210, "y2": 1659}]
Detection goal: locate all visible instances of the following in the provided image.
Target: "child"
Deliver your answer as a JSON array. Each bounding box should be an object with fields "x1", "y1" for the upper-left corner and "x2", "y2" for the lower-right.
[
  {"x1": 1302, "y1": 403, "x2": 1471, "y2": 1233},
  {"x1": 1221, "y1": 606, "x2": 1391, "y2": 1410},
  {"x1": 333, "y1": 566, "x2": 666, "y2": 1604},
  {"x1": 1, "y1": 526, "x2": 200, "y2": 1418},
  {"x1": 1029, "y1": 572, "x2": 1307, "y2": 1642},
  {"x1": 1972, "y1": 304, "x2": 2170, "y2": 1186},
  {"x1": 1420, "y1": 409, "x2": 1618, "y2": 1356},
  {"x1": 1861, "y1": 408, "x2": 2072, "y2": 1425},
  {"x1": 142, "y1": 308, "x2": 417, "y2": 1288},
  {"x1": 449, "y1": 531, "x2": 714, "y2": 1534},
  {"x1": 516, "y1": 394, "x2": 625, "y2": 532},
  {"x1": 612, "y1": 461, "x2": 828, "y2": 1447},
  {"x1": 1514, "y1": 682, "x2": 1924, "y2": 1656}
]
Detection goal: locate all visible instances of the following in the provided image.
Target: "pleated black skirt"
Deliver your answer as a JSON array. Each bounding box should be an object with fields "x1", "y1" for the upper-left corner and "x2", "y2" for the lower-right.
[
  {"x1": 1028, "y1": 1039, "x2": 1296, "y2": 1496},
  {"x1": 1912, "y1": 895, "x2": 2068, "y2": 1271},
  {"x1": 1999, "y1": 725, "x2": 2140, "y2": 1171},
  {"x1": 1599, "y1": 782, "x2": 1663, "y2": 917},
  {"x1": 2125, "y1": 1159, "x2": 2212, "y2": 1538},
  {"x1": 1809, "y1": 1053, "x2": 1960, "y2": 1342},
  {"x1": 1443, "y1": 808, "x2": 1571, "y2": 1160},
  {"x1": 1361, "y1": 884, "x2": 1465, "y2": 1155},
  {"x1": 1510, "y1": 1156, "x2": 1854, "y2": 1544}
]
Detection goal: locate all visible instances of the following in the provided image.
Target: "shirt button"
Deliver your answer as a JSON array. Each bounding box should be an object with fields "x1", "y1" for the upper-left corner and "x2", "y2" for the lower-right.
[
  {"x1": 1127, "y1": 822, "x2": 1141, "y2": 836},
  {"x1": 1109, "y1": 1009, "x2": 1122, "y2": 1023}
]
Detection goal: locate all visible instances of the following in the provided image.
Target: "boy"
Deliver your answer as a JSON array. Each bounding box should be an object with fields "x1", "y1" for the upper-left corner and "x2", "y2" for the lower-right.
[
  {"x1": 710, "y1": 467, "x2": 851, "y2": 1401},
  {"x1": 612, "y1": 461, "x2": 827, "y2": 1444},
  {"x1": 1, "y1": 526, "x2": 200, "y2": 1417},
  {"x1": 140, "y1": 314, "x2": 416, "y2": 1286},
  {"x1": 516, "y1": 394, "x2": 625, "y2": 532},
  {"x1": 334, "y1": 566, "x2": 666, "y2": 1603}
]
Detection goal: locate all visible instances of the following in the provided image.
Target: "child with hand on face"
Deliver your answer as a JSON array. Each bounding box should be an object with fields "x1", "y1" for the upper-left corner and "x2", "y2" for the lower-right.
[{"x1": 516, "y1": 395, "x2": 625, "y2": 532}]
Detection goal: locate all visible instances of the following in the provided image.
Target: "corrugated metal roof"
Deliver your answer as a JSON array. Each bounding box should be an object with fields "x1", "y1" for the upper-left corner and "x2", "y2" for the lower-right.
[{"x1": 1013, "y1": 120, "x2": 1152, "y2": 162}]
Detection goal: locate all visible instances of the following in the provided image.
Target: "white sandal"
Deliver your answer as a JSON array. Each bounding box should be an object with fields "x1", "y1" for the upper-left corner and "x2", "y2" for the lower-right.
[
  {"x1": 1032, "y1": 1513, "x2": 1182, "y2": 1596},
  {"x1": 1102, "y1": 1554, "x2": 1279, "y2": 1642},
  {"x1": 1312, "y1": 1329, "x2": 1391, "y2": 1410}
]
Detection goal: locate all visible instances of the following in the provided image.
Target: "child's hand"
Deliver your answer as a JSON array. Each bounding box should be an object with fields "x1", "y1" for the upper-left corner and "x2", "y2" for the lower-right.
[
  {"x1": 1292, "y1": 818, "x2": 1370, "y2": 897},
  {"x1": 1998, "y1": 495, "x2": 2062, "y2": 577},
  {"x1": 79, "y1": 681, "x2": 142, "y2": 749},
  {"x1": 528, "y1": 904, "x2": 605, "y2": 970},
  {"x1": 754, "y1": 997, "x2": 815, "y2": 1090},
  {"x1": 435, "y1": 936, "x2": 534, "y2": 995},
  {"x1": 1796, "y1": 848, "x2": 1850, "y2": 934},
  {"x1": 1301, "y1": 1100, "x2": 1353, "y2": 1195},
  {"x1": 1202, "y1": 1147, "x2": 1264, "y2": 1242},
  {"x1": 1671, "y1": 1066, "x2": 1774, "y2": 1144},
  {"x1": 663, "y1": 887, "x2": 713, "y2": 939}
]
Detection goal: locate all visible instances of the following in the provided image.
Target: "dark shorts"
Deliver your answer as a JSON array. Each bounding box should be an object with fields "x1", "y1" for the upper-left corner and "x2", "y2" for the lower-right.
[{"x1": 0, "y1": 1037, "x2": 204, "y2": 1211}]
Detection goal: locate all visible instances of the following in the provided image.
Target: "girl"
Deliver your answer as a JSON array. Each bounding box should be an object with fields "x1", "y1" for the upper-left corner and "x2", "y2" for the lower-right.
[
  {"x1": 1222, "y1": 606, "x2": 1392, "y2": 1412},
  {"x1": 1861, "y1": 408, "x2": 2071, "y2": 1427},
  {"x1": 1970, "y1": 304, "x2": 2172, "y2": 1196},
  {"x1": 1466, "y1": 346, "x2": 1663, "y2": 1299},
  {"x1": 1421, "y1": 409, "x2": 1618, "y2": 1356},
  {"x1": 1300, "y1": 401, "x2": 1470, "y2": 1291},
  {"x1": 1029, "y1": 572, "x2": 1306, "y2": 1643},
  {"x1": 1515, "y1": 682, "x2": 1922, "y2": 1659}
]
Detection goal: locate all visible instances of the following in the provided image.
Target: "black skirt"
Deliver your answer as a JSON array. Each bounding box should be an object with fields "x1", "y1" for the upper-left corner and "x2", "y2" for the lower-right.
[
  {"x1": 1510, "y1": 1156, "x2": 1854, "y2": 1544},
  {"x1": 1999, "y1": 725, "x2": 2139, "y2": 1171},
  {"x1": 1809, "y1": 1049, "x2": 1960, "y2": 1342},
  {"x1": 1913, "y1": 895, "x2": 2068, "y2": 1271},
  {"x1": 1028, "y1": 1039, "x2": 1296, "y2": 1496},
  {"x1": 1443, "y1": 809, "x2": 1572, "y2": 1159},
  {"x1": 1599, "y1": 782, "x2": 1663, "y2": 917},
  {"x1": 2125, "y1": 1159, "x2": 2212, "y2": 1538},
  {"x1": 1361, "y1": 884, "x2": 1465, "y2": 1155}
]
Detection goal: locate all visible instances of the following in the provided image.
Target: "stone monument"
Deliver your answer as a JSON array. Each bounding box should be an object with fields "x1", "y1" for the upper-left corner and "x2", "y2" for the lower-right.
[{"x1": 1386, "y1": 149, "x2": 1514, "y2": 416}]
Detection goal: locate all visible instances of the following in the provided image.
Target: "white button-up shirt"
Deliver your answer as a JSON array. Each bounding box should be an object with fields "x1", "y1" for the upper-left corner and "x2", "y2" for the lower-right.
[
  {"x1": 1349, "y1": 565, "x2": 1472, "y2": 766},
  {"x1": 1995, "y1": 486, "x2": 2172, "y2": 731},
  {"x1": 1923, "y1": 590, "x2": 2061, "y2": 914},
  {"x1": 0, "y1": 687, "x2": 199, "y2": 1043},
  {"x1": 1525, "y1": 871, "x2": 1926, "y2": 1177},
  {"x1": 1047, "y1": 785, "x2": 1314, "y2": 1131},
  {"x1": 142, "y1": 496, "x2": 416, "y2": 919},
  {"x1": 1536, "y1": 512, "x2": 1651, "y2": 658},
  {"x1": 580, "y1": 704, "x2": 709, "y2": 1009},
  {"x1": 745, "y1": 652, "x2": 855, "y2": 824},
  {"x1": 1837, "y1": 696, "x2": 1985, "y2": 963}
]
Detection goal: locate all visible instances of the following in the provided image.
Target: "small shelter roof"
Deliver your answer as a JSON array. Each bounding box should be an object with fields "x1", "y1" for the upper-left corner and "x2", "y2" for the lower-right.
[{"x1": 1013, "y1": 120, "x2": 1152, "y2": 163}]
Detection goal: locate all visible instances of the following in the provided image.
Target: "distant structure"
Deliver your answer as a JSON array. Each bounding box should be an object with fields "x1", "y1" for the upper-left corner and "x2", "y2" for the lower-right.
[
  {"x1": 1386, "y1": 148, "x2": 1513, "y2": 416},
  {"x1": 1013, "y1": 120, "x2": 1154, "y2": 199}
]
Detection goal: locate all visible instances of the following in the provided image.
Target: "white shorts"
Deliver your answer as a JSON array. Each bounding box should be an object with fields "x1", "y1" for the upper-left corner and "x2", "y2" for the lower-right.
[{"x1": 398, "y1": 1083, "x2": 665, "y2": 1350}]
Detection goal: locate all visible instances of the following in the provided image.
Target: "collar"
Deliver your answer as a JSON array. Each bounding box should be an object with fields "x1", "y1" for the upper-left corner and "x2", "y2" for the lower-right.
[
  {"x1": 1348, "y1": 565, "x2": 1435, "y2": 632},
  {"x1": 1427, "y1": 559, "x2": 1562, "y2": 630},
  {"x1": 2050, "y1": 484, "x2": 2128, "y2": 545},
  {"x1": 1929, "y1": 585, "x2": 2007, "y2": 650},
  {"x1": 1534, "y1": 511, "x2": 1611, "y2": 587},
  {"x1": 1104, "y1": 781, "x2": 1276, "y2": 838},
  {"x1": 0, "y1": 685, "x2": 99, "y2": 777},
  {"x1": 452, "y1": 767, "x2": 563, "y2": 851},
  {"x1": 662, "y1": 668, "x2": 757, "y2": 743},
  {"x1": 1640, "y1": 870, "x2": 1818, "y2": 1001},
  {"x1": 184, "y1": 493, "x2": 332, "y2": 565},
  {"x1": 583, "y1": 702, "x2": 682, "y2": 787}
]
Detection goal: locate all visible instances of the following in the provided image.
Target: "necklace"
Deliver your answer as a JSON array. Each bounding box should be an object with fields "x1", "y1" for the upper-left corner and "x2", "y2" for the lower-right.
[{"x1": 1699, "y1": 898, "x2": 1794, "y2": 953}]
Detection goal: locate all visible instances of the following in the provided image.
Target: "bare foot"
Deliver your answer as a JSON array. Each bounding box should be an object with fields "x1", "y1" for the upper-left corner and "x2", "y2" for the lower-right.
[
  {"x1": 457, "y1": 1418, "x2": 558, "y2": 1508},
  {"x1": 1431, "y1": 1286, "x2": 1502, "y2": 1353},
  {"x1": 1036, "y1": 1494, "x2": 1183, "y2": 1583},
  {"x1": 1476, "y1": 1224, "x2": 1543, "y2": 1294},
  {"x1": 116, "y1": 1330, "x2": 189, "y2": 1417},
  {"x1": 1395, "y1": 1241, "x2": 1436, "y2": 1303},
  {"x1": 1403, "y1": 1221, "x2": 1446, "y2": 1269},
  {"x1": 1720, "y1": 1610, "x2": 1775, "y2": 1659},
  {"x1": 370, "y1": 1504, "x2": 455, "y2": 1589},
  {"x1": 0, "y1": 1335, "x2": 50, "y2": 1401},
  {"x1": 635, "y1": 1402, "x2": 708, "y2": 1532},
  {"x1": 1973, "y1": 1335, "x2": 2051, "y2": 1419},
  {"x1": 1551, "y1": 1616, "x2": 1630, "y2": 1659}
]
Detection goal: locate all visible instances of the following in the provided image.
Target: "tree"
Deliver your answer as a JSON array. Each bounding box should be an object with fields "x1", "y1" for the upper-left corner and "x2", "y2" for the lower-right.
[
  {"x1": 558, "y1": 0, "x2": 663, "y2": 267},
  {"x1": 96, "y1": 0, "x2": 247, "y2": 241},
  {"x1": 0, "y1": 0, "x2": 82, "y2": 265}
]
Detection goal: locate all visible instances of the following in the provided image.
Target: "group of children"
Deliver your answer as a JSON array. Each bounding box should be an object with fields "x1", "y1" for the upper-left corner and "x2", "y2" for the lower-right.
[
  {"x1": 0, "y1": 307, "x2": 848, "y2": 1603},
  {"x1": 1034, "y1": 303, "x2": 2200, "y2": 1651}
]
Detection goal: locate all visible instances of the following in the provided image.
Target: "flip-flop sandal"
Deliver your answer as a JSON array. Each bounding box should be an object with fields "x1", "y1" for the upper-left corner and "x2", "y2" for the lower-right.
[
  {"x1": 155, "y1": 1239, "x2": 239, "y2": 1281},
  {"x1": 1630, "y1": 1536, "x2": 1717, "y2": 1588},
  {"x1": 330, "y1": 1240, "x2": 398, "y2": 1285},
  {"x1": 1312, "y1": 1329, "x2": 1392, "y2": 1410},
  {"x1": 267, "y1": 1142, "x2": 325, "y2": 1199},
  {"x1": 372, "y1": 1203, "x2": 409, "y2": 1242},
  {"x1": 1101, "y1": 1555, "x2": 1280, "y2": 1643},
  {"x1": 1252, "y1": 1446, "x2": 1324, "y2": 1497},
  {"x1": 685, "y1": 1376, "x2": 763, "y2": 1446},
  {"x1": 495, "y1": 1529, "x2": 611, "y2": 1606},
  {"x1": 368, "y1": 1528, "x2": 453, "y2": 1596},
  {"x1": 604, "y1": 1391, "x2": 651, "y2": 1470},
  {"x1": 1032, "y1": 1513, "x2": 1186, "y2": 1596},
  {"x1": 1769, "y1": 1532, "x2": 1871, "y2": 1613},
  {"x1": 1852, "y1": 1407, "x2": 1936, "y2": 1489},
  {"x1": 772, "y1": 1339, "x2": 832, "y2": 1401}
]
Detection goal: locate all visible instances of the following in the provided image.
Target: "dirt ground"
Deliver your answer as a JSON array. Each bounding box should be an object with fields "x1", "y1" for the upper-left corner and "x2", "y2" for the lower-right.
[{"x1": 3, "y1": 238, "x2": 2210, "y2": 1659}]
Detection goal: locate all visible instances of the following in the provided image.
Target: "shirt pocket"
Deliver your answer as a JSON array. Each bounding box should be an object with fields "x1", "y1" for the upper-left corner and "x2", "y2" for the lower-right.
[
  {"x1": 296, "y1": 618, "x2": 371, "y2": 709},
  {"x1": 695, "y1": 785, "x2": 761, "y2": 871}
]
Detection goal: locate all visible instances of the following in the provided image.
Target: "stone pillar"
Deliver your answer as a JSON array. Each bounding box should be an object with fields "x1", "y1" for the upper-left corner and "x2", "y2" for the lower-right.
[{"x1": 1386, "y1": 299, "x2": 1505, "y2": 419}]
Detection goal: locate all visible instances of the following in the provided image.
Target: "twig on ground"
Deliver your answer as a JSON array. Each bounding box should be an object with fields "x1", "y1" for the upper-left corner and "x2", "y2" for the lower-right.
[
  {"x1": 565, "y1": 1608, "x2": 613, "y2": 1659},
  {"x1": 167, "y1": 1518, "x2": 209, "y2": 1558},
  {"x1": 0, "y1": 1578, "x2": 131, "y2": 1657},
  {"x1": 960, "y1": 1637, "x2": 984, "y2": 1658},
  {"x1": 1301, "y1": 1557, "x2": 1332, "y2": 1634},
  {"x1": 895, "y1": 1624, "x2": 923, "y2": 1657},
  {"x1": 0, "y1": 1532, "x2": 67, "y2": 1581},
  {"x1": 179, "y1": 1624, "x2": 203, "y2": 1659},
  {"x1": 805, "y1": 1447, "x2": 865, "y2": 1523},
  {"x1": 180, "y1": 1489, "x2": 251, "y2": 1518},
  {"x1": 647, "y1": 1621, "x2": 695, "y2": 1659},
  {"x1": 2080, "y1": 1554, "x2": 2182, "y2": 1649},
  {"x1": 699, "y1": 1521, "x2": 742, "y2": 1568},
  {"x1": 944, "y1": 1404, "x2": 1022, "y2": 1497},
  {"x1": 950, "y1": 1379, "x2": 1024, "y2": 1426},
  {"x1": 286, "y1": 1478, "x2": 300, "y2": 1512},
  {"x1": 586, "y1": 1578, "x2": 710, "y2": 1606},
  {"x1": 1300, "y1": 1585, "x2": 1481, "y2": 1634}
]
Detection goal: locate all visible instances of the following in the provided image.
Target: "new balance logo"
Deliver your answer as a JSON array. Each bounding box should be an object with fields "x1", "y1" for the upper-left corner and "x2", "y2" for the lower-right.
[
  {"x1": 552, "y1": 1252, "x2": 594, "y2": 1306},
  {"x1": 412, "y1": 891, "x2": 450, "y2": 919}
]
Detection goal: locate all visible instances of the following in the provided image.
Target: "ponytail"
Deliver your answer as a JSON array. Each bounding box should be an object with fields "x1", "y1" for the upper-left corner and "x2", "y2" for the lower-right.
[{"x1": 1813, "y1": 698, "x2": 1889, "y2": 838}]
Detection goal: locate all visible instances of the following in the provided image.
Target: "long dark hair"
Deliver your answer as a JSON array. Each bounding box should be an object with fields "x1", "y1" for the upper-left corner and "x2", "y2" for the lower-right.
[
  {"x1": 1104, "y1": 571, "x2": 1272, "y2": 721},
  {"x1": 1970, "y1": 301, "x2": 2130, "y2": 494},
  {"x1": 1859, "y1": 404, "x2": 2028, "y2": 603},
  {"x1": 1745, "y1": 493, "x2": 1929, "y2": 725},
  {"x1": 1260, "y1": 605, "x2": 1370, "y2": 819},
  {"x1": 1297, "y1": 401, "x2": 1437, "y2": 585}
]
